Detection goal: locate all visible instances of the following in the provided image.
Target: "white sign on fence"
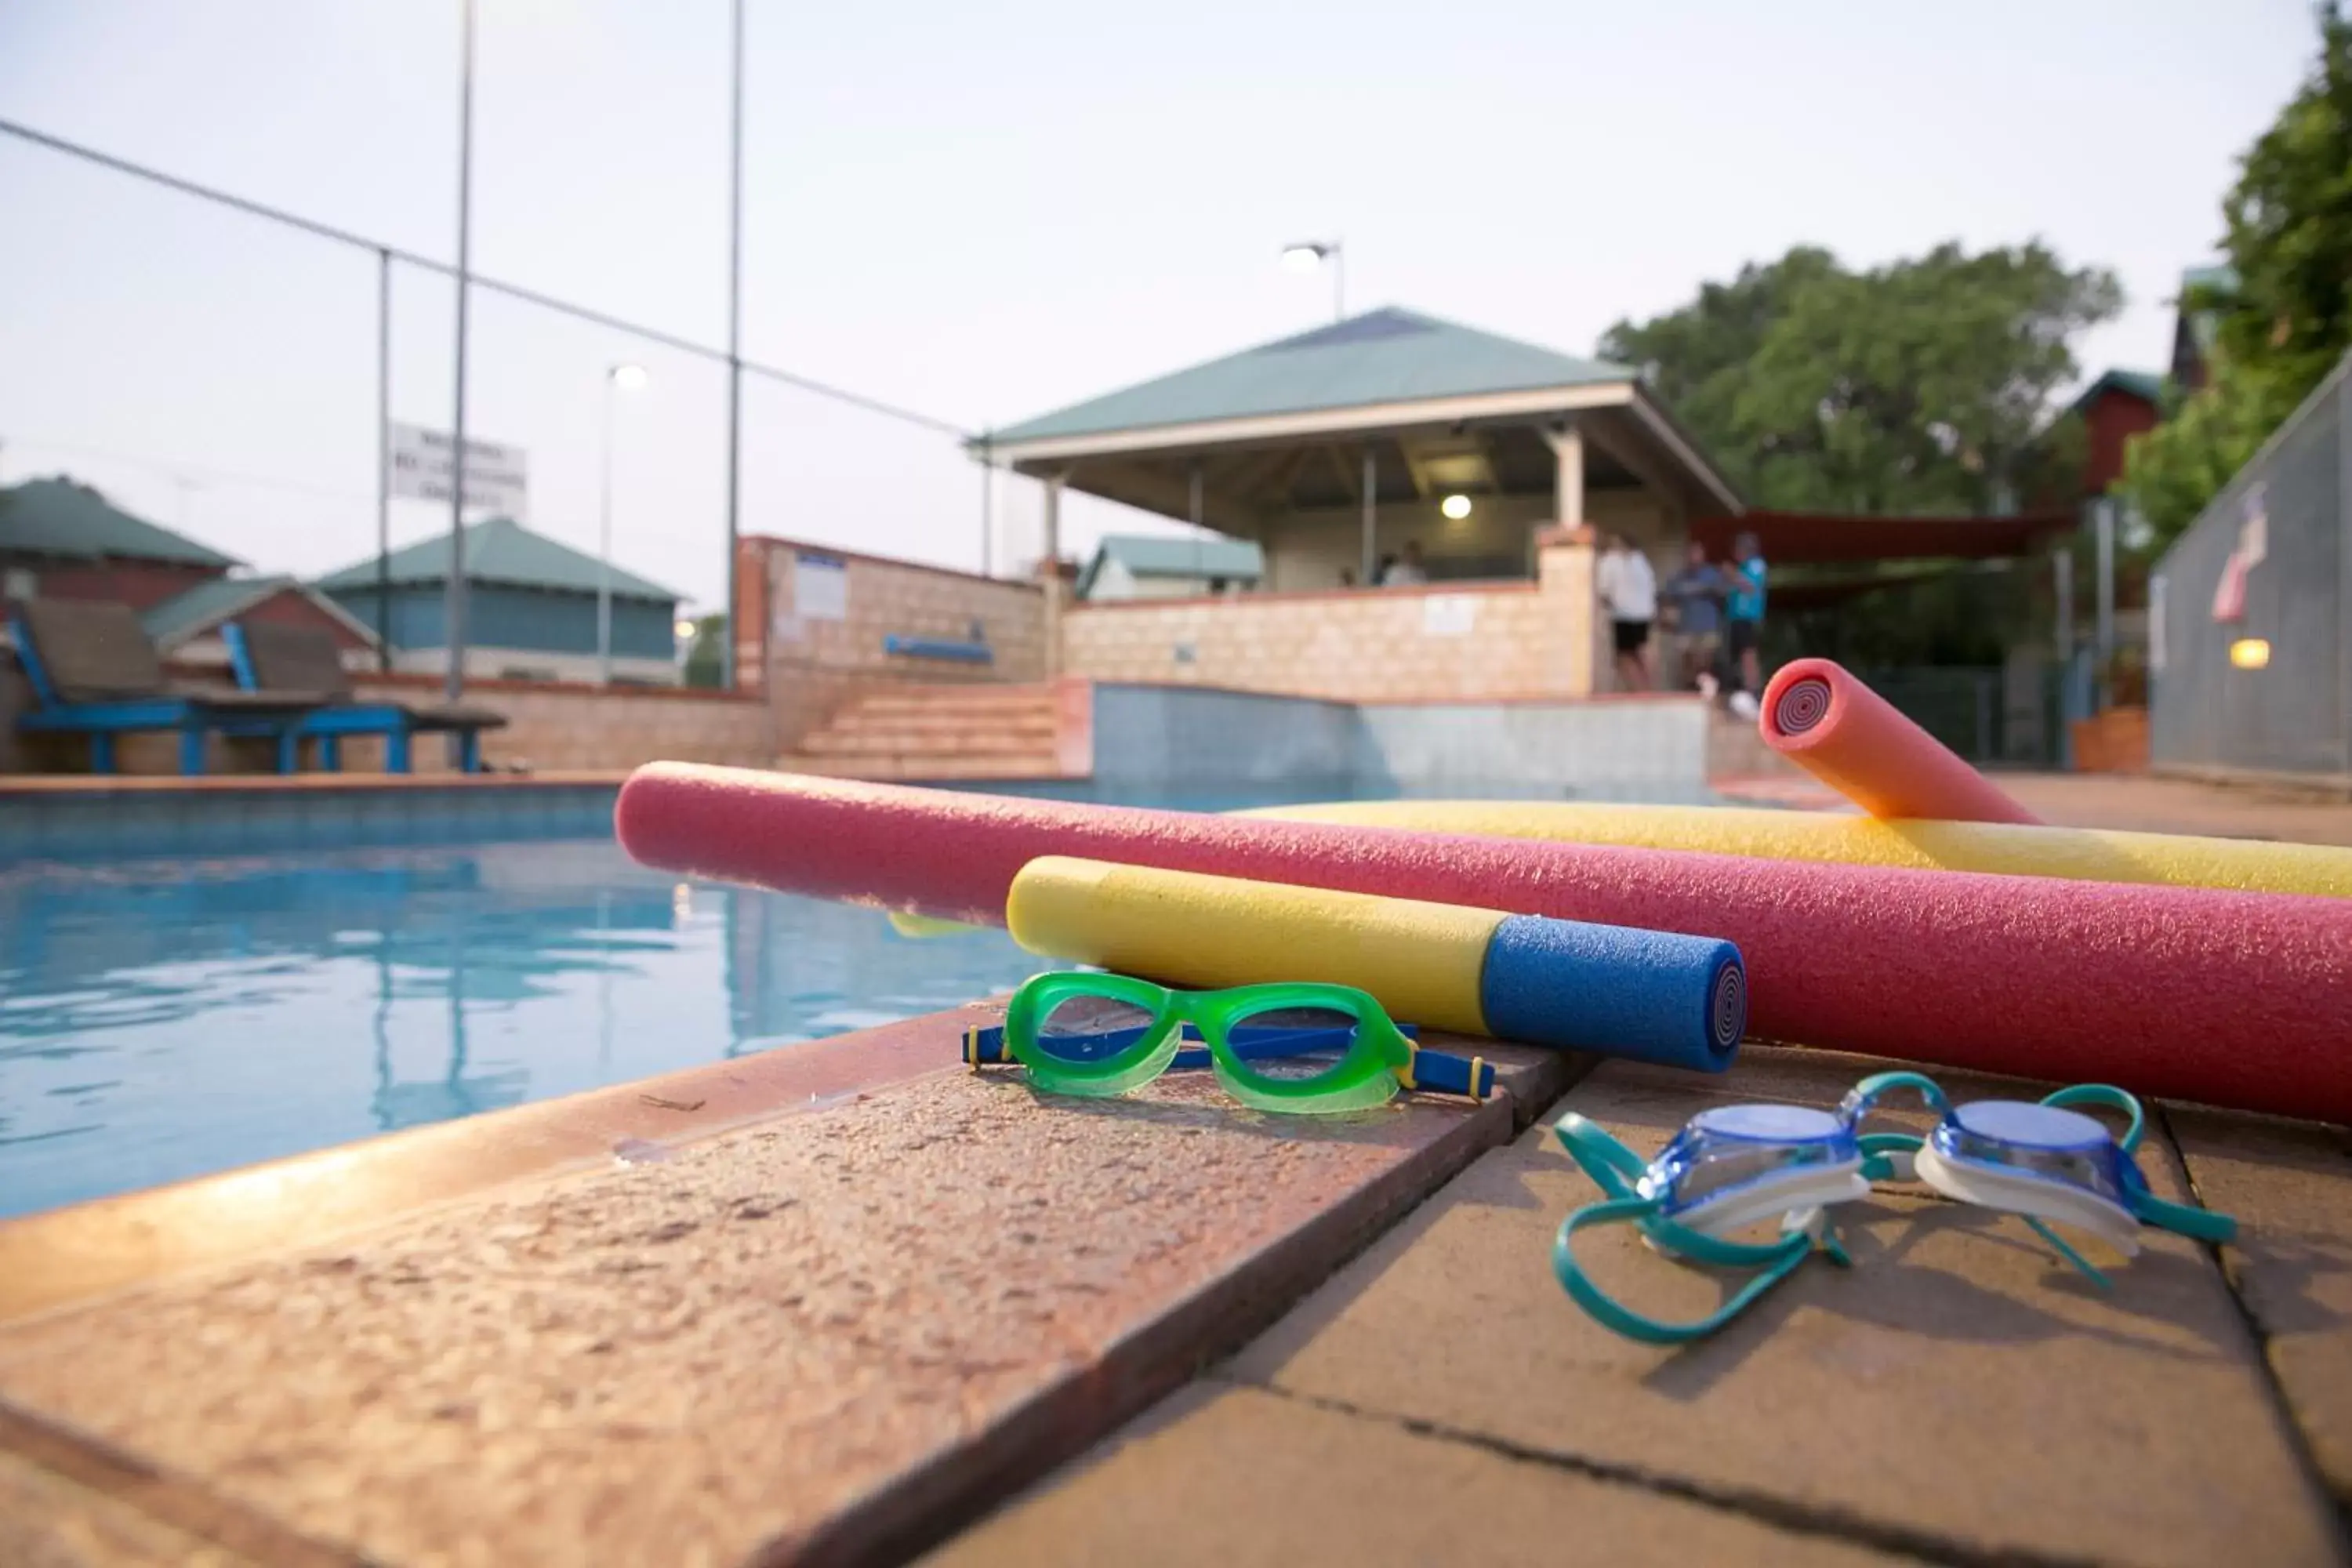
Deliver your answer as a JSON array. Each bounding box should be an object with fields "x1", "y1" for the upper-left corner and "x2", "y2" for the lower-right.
[
  {"x1": 387, "y1": 423, "x2": 530, "y2": 517},
  {"x1": 796, "y1": 551, "x2": 849, "y2": 622}
]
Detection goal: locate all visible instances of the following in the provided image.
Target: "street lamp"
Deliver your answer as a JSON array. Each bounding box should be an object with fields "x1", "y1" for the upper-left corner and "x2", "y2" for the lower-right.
[
  {"x1": 599, "y1": 363, "x2": 648, "y2": 684},
  {"x1": 1280, "y1": 239, "x2": 1345, "y2": 322}
]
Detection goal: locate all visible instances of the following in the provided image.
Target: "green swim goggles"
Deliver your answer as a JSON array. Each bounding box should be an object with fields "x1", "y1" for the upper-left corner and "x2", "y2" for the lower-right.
[{"x1": 965, "y1": 972, "x2": 1496, "y2": 1115}]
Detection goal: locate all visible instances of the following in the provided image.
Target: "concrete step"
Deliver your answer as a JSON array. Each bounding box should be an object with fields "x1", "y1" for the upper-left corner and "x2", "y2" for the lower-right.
[
  {"x1": 822, "y1": 709, "x2": 1057, "y2": 739},
  {"x1": 849, "y1": 685, "x2": 1057, "y2": 717},
  {"x1": 799, "y1": 727, "x2": 1057, "y2": 760},
  {"x1": 776, "y1": 751, "x2": 1073, "y2": 782},
  {"x1": 782, "y1": 680, "x2": 1078, "y2": 784}
]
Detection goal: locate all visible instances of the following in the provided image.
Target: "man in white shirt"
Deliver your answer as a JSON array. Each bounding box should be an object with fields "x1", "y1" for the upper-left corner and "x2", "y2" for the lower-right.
[
  {"x1": 1595, "y1": 532, "x2": 1657, "y2": 691},
  {"x1": 1381, "y1": 539, "x2": 1429, "y2": 587}
]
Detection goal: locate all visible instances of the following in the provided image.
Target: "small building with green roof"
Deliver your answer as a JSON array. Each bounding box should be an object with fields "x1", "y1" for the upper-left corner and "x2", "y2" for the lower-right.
[
  {"x1": 976, "y1": 305, "x2": 1743, "y2": 593},
  {"x1": 1076, "y1": 534, "x2": 1265, "y2": 601},
  {"x1": 0, "y1": 477, "x2": 241, "y2": 612},
  {"x1": 314, "y1": 517, "x2": 684, "y2": 684}
]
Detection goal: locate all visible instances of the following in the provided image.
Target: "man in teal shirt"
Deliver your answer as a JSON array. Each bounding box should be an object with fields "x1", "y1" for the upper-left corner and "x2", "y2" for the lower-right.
[{"x1": 1723, "y1": 530, "x2": 1767, "y2": 699}]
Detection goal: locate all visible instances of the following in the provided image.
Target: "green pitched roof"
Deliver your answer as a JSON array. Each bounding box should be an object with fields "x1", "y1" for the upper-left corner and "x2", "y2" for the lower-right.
[
  {"x1": 989, "y1": 307, "x2": 1633, "y2": 446},
  {"x1": 0, "y1": 477, "x2": 240, "y2": 568},
  {"x1": 313, "y1": 516, "x2": 679, "y2": 602},
  {"x1": 140, "y1": 576, "x2": 292, "y2": 647},
  {"x1": 139, "y1": 575, "x2": 379, "y2": 652},
  {"x1": 1078, "y1": 533, "x2": 1265, "y2": 597}
]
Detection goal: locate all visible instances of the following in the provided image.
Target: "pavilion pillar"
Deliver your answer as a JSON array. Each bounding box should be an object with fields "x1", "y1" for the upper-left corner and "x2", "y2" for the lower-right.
[
  {"x1": 1359, "y1": 448, "x2": 1377, "y2": 585},
  {"x1": 1042, "y1": 470, "x2": 1066, "y2": 677},
  {"x1": 1546, "y1": 423, "x2": 1585, "y2": 532}
]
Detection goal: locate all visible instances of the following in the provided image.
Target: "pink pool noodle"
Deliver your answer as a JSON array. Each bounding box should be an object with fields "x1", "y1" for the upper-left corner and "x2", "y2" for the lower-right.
[
  {"x1": 616, "y1": 765, "x2": 2352, "y2": 1123},
  {"x1": 1761, "y1": 658, "x2": 2041, "y2": 825}
]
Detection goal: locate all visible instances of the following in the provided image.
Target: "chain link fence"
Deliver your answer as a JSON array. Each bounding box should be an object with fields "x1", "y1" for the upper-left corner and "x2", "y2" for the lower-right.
[{"x1": 2148, "y1": 353, "x2": 2350, "y2": 779}]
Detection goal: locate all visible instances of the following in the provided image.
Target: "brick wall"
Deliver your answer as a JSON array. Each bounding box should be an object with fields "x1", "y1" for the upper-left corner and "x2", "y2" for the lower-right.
[
  {"x1": 8, "y1": 666, "x2": 768, "y2": 778},
  {"x1": 1062, "y1": 532, "x2": 1600, "y2": 703},
  {"x1": 343, "y1": 675, "x2": 769, "y2": 775},
  {"x1": 2, "y1": 557, "x2": 227, "y2": 612},
  {"x1": 735, "y1": 535, "x2": 1048, "y2": 750}
]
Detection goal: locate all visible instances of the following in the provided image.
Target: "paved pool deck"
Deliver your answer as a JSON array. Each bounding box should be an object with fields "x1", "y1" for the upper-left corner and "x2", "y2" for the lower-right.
[{"x1": 1, "y1": 770, "x2": 2347, "y2": 1564}]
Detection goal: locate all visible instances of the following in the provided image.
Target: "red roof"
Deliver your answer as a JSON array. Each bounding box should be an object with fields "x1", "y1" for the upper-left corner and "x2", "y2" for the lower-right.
[{"x1": 1692, "y1": 509, "x2": 2075, "y2": 566}]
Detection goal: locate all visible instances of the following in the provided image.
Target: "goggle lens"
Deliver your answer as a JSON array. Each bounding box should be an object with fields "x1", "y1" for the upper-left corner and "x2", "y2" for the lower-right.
[
  {"x1": 1931, "y1": 1101, "x2": 2135, "y2": 1208},
  {"x1": 1652, "y1": 1103, "x2": 1857, "y2": 1214}
]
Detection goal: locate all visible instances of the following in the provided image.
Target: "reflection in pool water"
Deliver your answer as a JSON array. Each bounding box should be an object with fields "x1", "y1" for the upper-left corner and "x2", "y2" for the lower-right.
[{"x1": 0, "y1": 840, "x2": 1054, "y2": 1218}]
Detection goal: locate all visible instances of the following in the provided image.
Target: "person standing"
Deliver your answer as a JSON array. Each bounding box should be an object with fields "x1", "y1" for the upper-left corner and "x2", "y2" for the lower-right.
[
  {"x1": 1661, "y1": 539, "x2": 1726, "y2": 694},
  {"x1": 1381, "y1": 539, "x2": 1429, "y2": 586},
  {"x1": 1723, "y1": 528, "x2": 1769, "y2": 705},
  {"x1": 1595, "y1": 532, "x2": 1657, "y2": 691}
]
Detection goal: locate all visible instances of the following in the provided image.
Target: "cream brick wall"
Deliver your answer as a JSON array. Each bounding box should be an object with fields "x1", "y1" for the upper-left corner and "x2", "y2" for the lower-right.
[
  {"x1": 738, "y1": 536, "x2": 1050, "y2": 750},
  {"x1": 1063, "y1": 535, "x2": 1602, "y2": 703}
]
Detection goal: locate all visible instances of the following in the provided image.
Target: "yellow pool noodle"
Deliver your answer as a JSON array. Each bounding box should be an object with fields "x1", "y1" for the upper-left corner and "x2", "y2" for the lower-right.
[
  {"x1": 1243, "y1": 800, "x2": 2352, "y2": 899},
  {"x1": 1005, "y1": 855, "x2": 1501, "y2": 1036}
]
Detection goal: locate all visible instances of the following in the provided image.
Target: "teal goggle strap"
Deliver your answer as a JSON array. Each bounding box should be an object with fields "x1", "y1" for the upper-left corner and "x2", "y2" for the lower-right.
[
  {"x1": 2038, "y1": 1084, "x2": 2238, "y2": 1245},
  {"x1": 1848, "y1": 1076, "x2": 2236, "y2": 1287},
  {"x1": 1549, "y1": 1115, "x2": 1843, "y2": 1346}
]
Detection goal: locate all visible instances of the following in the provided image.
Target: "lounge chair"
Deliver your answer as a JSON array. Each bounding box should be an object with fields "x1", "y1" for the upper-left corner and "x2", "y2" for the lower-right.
[
  {"x1": 221, "y1": 622, "x2": 507, "y2": 774},
  {"x1": 8, "y1": 598, "x2": 324, "y2": 775}
]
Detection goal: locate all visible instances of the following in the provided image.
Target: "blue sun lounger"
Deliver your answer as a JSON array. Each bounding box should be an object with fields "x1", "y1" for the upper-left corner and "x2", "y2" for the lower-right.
[
  {"x1": 223, "y1": 622, "x2": 507, "y2": 774},
  {"x1": 9, "y1": 598, "x2": 322, "y2": 775}
]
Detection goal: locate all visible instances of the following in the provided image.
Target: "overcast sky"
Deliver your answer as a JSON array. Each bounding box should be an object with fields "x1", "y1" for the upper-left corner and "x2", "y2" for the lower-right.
[{"x1": 0, "y1": 1, "x2": 2320, "y2": 611}]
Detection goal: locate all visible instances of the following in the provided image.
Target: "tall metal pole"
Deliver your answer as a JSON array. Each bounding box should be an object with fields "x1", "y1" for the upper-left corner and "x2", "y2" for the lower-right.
[
  {"x1": 375, "y1": 247, "x2": 393, "y2": 673},
  {"x1": 722, "y1": 0, "x2": 746, "y2": 689},
  {"x1": 445, "y1": 0, "x2": 477, "y2": 711},
  {"x1": 597, "y1": 373, "x2": 615, "y2": 684},
  {"x1": 1189, "y1": 459, "x2": 1204, "y2": 583},
  {"x1": 2094, "y1": 497, "x2": 2116, "y2": 712},
  {"x1": 978, "y1": 435, "x2": 994, "y2": 577}
]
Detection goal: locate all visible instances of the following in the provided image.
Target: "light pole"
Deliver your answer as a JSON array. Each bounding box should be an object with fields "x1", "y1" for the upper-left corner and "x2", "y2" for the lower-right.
[
  {"x1": 1281, "y1": 239, "x2": 1344, "y2": 322},
  {"x1": 446, "y1": 0, "x2": 477, "y2": 710},
  {"x1": 598, "y1": 362, "x2": 648, "y2": 684}
]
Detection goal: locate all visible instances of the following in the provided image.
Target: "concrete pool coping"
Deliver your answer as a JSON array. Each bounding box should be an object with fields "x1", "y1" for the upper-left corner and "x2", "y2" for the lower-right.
[
  {"x1": 0, "y1": 1002, "x2": 1592, "y2": 1564},
  {"x1": 0, "y1": 999, "x2": 2345, "y2": 1565}
]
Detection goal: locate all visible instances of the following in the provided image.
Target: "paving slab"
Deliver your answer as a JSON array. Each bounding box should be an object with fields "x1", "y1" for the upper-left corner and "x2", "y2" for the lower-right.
[
  {"x1": 2165, "y1": 1104, "x2": 2352, "y2": 1506},
  {"x1": 1225, "y1": 1051, "x2": 2347, "y2": 1568},
  {"x1": 0, "y1": 1014, "x2": 1572, "y2": 1568},
  {"x1": 924, "y1": 1381, "x2": 1907, "y2": 1568},
  {"x1": 0, "y1": 1446, "x2": 247, "y2": 1568}
]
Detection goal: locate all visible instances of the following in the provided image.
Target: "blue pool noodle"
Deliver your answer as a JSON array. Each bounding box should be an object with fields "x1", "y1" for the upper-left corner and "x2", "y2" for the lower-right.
[{"x1": 1479, "y1": 915, "x2": 1746, "y2": 1073}]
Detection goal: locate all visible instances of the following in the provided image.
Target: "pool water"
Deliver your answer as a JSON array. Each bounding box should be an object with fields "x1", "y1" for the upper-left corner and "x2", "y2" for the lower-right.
[{"x1": 0, "y1": 840, "x2": 1054, "y2": 1219}]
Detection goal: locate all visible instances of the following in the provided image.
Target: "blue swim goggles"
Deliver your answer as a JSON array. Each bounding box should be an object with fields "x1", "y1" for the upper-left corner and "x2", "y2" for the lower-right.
[{"x1": 1551, "y1": 1071, "x2": 2238, "y2": 1345}]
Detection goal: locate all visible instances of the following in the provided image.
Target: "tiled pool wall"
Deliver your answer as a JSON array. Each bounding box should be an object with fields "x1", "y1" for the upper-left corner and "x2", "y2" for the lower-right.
[
  {"x1": 0, "y1": 782, "x2": 623, "y2": 862},
  {"x1": 1047, "y1": 684, "x2": 1719, "y2": 805},
  {"x1": 0, "y1": 690, "x2": 1718, "y2": 860}
]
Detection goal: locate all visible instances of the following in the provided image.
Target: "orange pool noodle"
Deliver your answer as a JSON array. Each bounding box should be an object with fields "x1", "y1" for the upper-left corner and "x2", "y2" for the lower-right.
[{"x1": 1761, "y1": 659, "x2": 2040, "y2": 825}]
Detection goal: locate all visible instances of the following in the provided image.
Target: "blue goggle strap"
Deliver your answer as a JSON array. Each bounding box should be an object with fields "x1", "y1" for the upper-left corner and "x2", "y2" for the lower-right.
[{"x1": 960, "y1": 1020, "x2": 1494, "y2": 1100}]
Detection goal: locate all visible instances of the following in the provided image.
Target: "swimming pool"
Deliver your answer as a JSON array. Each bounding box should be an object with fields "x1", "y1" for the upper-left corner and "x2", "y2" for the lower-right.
[
  {"x1": 0, "y1": 837, "x2": 1066, "y2": 1219},
  {"x1": 0, "y1": 764, "x2": 1740, "y2": 1220}
]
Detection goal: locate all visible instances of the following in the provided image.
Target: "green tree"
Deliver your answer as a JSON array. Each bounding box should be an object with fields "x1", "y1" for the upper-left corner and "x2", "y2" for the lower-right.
[
  {"x1": 2120, "y1": 2, "x2": 2352, "y2": 546},
  {"x1": 1600, "y1": 242, "x2": 2120, "y2": 514},
  {"x1": 682, "y1": 613, "x2": 728, "y2": 688}
]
